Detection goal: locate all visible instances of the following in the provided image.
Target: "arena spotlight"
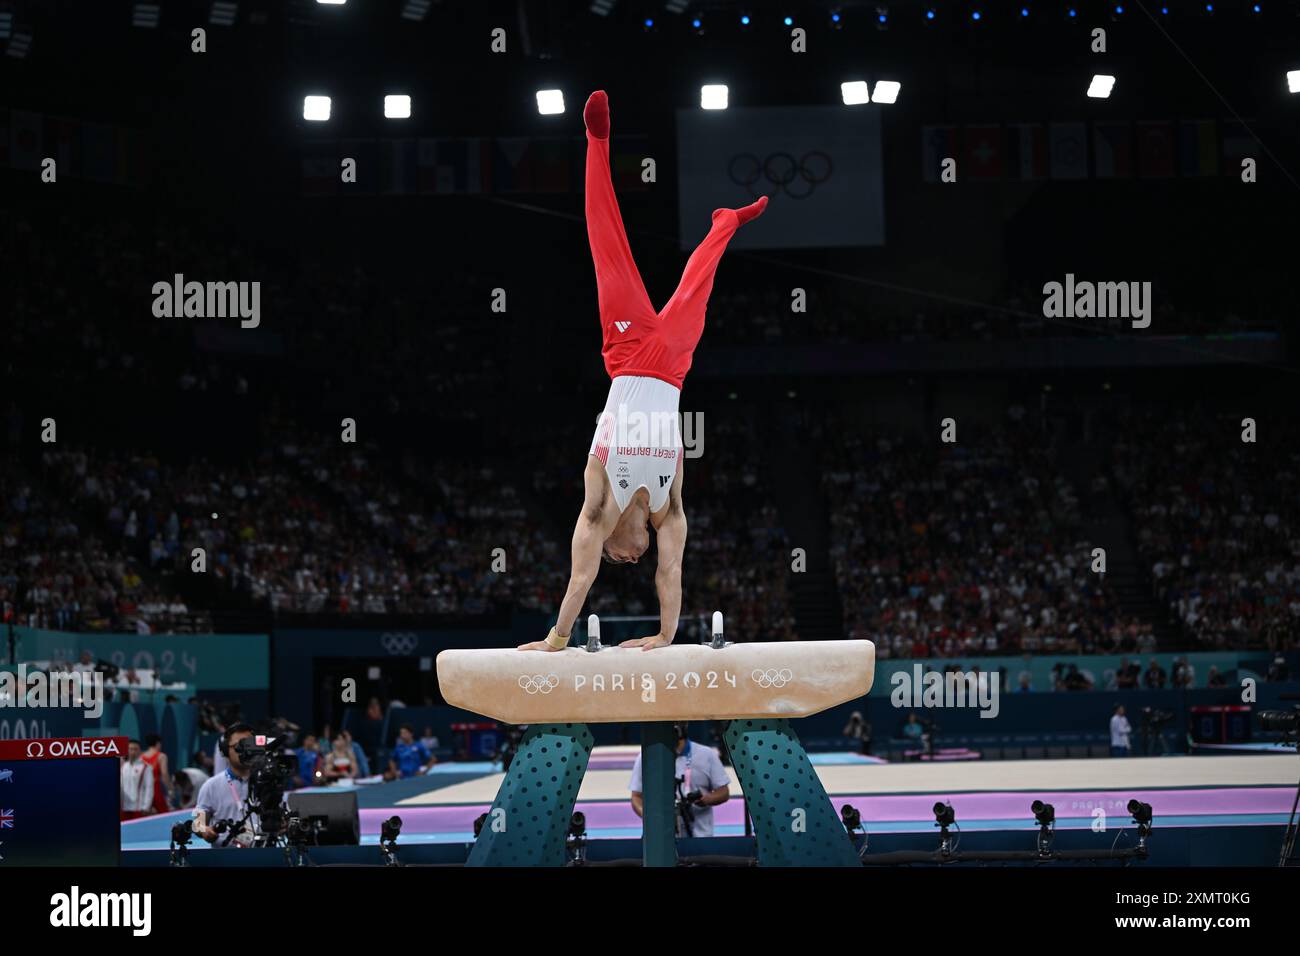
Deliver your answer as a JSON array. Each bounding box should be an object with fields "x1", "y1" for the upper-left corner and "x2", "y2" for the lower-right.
[
  {"x1": 700, "y1": 84, "x2": 729, "y2": 110},
  {"x1": 1087, "y1": 74, "x2": 1116, "y2": 98},
  {"x1": 400, "y1": 0, "x2": 431, "y2": 21},
  {"x1": 783, "y1": 16, "x2": 794, "y2": 26},
  {"x1": 536, "y1": 89, "x2": 565, "y2": 115},
  {"x1": 316, "y1": 0, "x2": 346, "y2": 5},
  {"x1": 876, "y1": 4, "x2": 889, "y2": 29},
  {"x1": 0, "y1": 12, "x2": 12, "y2": 39},
  {"x1": 830, "y1": 9, "x2": 843, "y2": 29},
  {"x1": 209, "y1": 1, "x2": 238, "y2": 26},
  {"x1": 132, "y1": 3, "x2": 160, "y2": 28},
  {"x1": 692, "y1": 16, "x2": 704, "y2": 33},
  {"x1": 971, "y1": 9, "x2": 982, "y2": 21},
  {"x1": 665, "y1": 0, "x2": 689, "y2": 12},
  {"x1": 1288, "y1": 70, "x2": 1300, "y2": 94},
  {"x1": 841, "y1": 80, "x2": 870, "y2": 105},
  {"x1": 643, "y1": 17, "x2": 655, "y2": 30},
  {"x1": 303, "y1": 95, "x2": 332, "y2": 122},
  {"x1": 872, "y1": 80, "x2": 901, "y2": 104},
  {"x1": 589, "y1": 0, "x2": 616, "y2": 15},
  {"x1": 740, "y1": 13, "x2": 751, "y2": 26},
  {"x1": 925, "y1": 7, "x2": 937, "y2": 21},
  {"x1": 384, "y1": 94, "x2": 411, "y2": 119}
]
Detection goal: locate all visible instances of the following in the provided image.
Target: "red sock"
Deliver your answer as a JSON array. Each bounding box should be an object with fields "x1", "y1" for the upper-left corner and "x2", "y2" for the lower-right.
[
  {"x1": 734, "y1": 195, "x2": 768, "y2": 225},
  {"x1": 584, "y1": 90, "x2": 610, "y2": 139}
]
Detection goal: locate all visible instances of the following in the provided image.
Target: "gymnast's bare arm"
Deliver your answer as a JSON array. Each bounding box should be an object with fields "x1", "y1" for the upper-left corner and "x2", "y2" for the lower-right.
[
  {"x1": 517, "y1": 456, "x2": 621, "y2": 652},
  {"x1": 622, "y1": 461, "x2": 685, "y2": 651}
]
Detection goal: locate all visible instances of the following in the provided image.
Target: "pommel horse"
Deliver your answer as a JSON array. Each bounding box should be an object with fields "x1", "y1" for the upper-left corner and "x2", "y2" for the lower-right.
[{"x1": 436, "y1": 613, "x2": 875, "y2": 867}]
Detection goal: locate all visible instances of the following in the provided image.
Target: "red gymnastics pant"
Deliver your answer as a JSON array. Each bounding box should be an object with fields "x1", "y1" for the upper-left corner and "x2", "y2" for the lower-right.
[{"x1": 585, "y1": 129, "x2": 745, "y2": 388}]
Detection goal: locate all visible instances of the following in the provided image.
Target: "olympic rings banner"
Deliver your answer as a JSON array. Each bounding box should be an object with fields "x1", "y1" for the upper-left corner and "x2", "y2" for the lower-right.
[{"x1": 675, "y1": 105, "x2": 884, "y2": 249}]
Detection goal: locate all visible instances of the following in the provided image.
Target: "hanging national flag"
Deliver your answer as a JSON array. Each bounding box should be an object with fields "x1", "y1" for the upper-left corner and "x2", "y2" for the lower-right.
[
  {"x1": 1092, "y1": 122, "x2": 1133, "y2": 178},
  {"x1": 611, "y1": 134, "x2": 650, "y2": 191},
  {"x1": 339, "y1": 139, "x2": 378, "y2": 195},
  {"x1": 378, "y1": 139, "x2": 417, "y2": 195},
  {"x1": 1136, "y1": 121, "x2": 1175, "y2": 178},
  {"x1": 301, "y1": 145, "x2": 339, "y2": 196},
  {"x1": 1006, "y1": 123, "x2": 1048, "y2": 180},
  {"x1": 491, "y1": 137, "x2": 573, "y2": 193},
  {"x1": 493, "y1": 137, "x2": 531, "y2": 193},
  {"x1": 81, "y1": 122, "x2": 115, "y2": 183},
  {"x1": 114, "y1": 126, "x2": 144, "y2": 186},
  {"x1": 921, "y1": 125, "x2": 959, "y2": 183},
  {"x1": 10, "y1": 110, "x2": 42, "y2": 171},
  {"x1": 531, "y1": 137, "x2": 572, "y2": 192},
  {"x1": 1048, "y1": 122, "x2": 1088, "y2": 180},
  {"x1": 1219, "y1": 119, "x2": 1256, "y2": 176},
  {"x1": 418, "y1": 138, "x2": 490, "y2": 194},
  {"x1": 43, "y1": 115, "x2": 81, "y2": 178},
  {"x1": 0, "y1": 809, "x2": 13, "y2": 828},
  {"x1": 1178, "y1": 119, "x2": 1218, "y2": 177},
  {"x1": 964, "y1": 124, "x2": 1003, "y2": 180}
]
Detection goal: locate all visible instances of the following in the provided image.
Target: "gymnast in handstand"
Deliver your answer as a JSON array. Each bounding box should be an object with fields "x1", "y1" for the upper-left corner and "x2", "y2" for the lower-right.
[{"x1": 519, "y1": 90, "x2": 766, "y2": 654}]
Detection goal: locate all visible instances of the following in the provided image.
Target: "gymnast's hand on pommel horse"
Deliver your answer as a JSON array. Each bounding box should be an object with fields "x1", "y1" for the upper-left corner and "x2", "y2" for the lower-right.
[{"x1": 518, "y1": 90, "x2": 767, "y2": 655}]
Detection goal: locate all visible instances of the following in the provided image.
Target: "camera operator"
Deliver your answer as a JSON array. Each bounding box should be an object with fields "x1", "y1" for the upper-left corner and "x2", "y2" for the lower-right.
[
  {"x1": 192, "y1": 723, "x2": 257, "y2": 847},
  {"x1": 842, "y1": 711, "x2": 873, "y2": 756},
  {"x1": 628, "y1": 723, "x2": 730, "y2": 837}
]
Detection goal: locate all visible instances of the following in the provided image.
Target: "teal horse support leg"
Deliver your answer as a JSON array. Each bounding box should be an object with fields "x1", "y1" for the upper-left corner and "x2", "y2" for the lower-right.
[
  {"x1": 724, "y1": 718, "x2": 860, "y2": 867},
  {"x1": 467, "y1": 723, "x2": 594, "y2": 866},
  {"x1": 640, "y1": 722, "x2": 678, "y2": 867}
]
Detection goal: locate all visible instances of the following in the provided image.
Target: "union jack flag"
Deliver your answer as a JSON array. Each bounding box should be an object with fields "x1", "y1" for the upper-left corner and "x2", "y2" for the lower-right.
[{"x1": 0, "y1": 809, "x2": 13, "y2": 828}]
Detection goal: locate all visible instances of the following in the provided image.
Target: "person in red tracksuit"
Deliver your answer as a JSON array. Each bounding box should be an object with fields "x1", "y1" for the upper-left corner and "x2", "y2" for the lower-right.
[
  {"x1": 519, "y1": 90, "x2": 766, "y2": 655},
  {"x1": 140, "y1": 734, "x2": 173, "y2": 813}
]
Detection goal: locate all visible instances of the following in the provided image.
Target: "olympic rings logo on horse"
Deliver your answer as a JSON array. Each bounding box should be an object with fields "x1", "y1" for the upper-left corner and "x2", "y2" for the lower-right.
[
  {"x1": 751, "y1": 668, "x2": 793, "y2": 688},
  {"x1": 518, "y1": 674, "x2": 561, "y2": 695}
]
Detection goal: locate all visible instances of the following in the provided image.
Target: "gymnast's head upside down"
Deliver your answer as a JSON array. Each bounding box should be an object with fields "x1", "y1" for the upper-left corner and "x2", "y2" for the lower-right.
[{"x1": 518, "y1": 90, "x2": 767, "y2": 654}]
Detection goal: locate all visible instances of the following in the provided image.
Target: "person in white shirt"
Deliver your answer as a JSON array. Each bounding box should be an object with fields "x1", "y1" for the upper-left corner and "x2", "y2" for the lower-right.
[
  {"x1": 1109, "y1": 705, "x2": 1132, "y2": 758},
  {"x1": 194, "y1": 723, "x2": 258, "y2": 847},
  {"x1": 120, "y1": 739, "x2": 155, "y2": 820},
  {"x1": 1173, "y1": 657, "x2": 1196, "y2": 688},
  {"x1": 629, "y1": 723, "x2": 731, "y2": 837},
  {"x1": 173, "y1": 766, "x2": 211, "y2": 809}
]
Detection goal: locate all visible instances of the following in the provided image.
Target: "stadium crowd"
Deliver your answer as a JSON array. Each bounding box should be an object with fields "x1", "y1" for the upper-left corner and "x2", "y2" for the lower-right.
[
  {"x1": 1108, "y1": 409, "x2": 1300, "y2": 653},
  {"x1": 1, "y1": 201, "x2": 1293, "y2": 659},
  {"x1": 822, "y1": 409, "x2": 1145, "y2": 660}
]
